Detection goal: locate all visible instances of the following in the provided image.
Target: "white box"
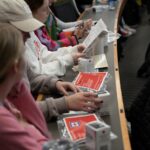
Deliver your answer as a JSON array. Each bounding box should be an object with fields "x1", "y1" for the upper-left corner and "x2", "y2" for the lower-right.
[{"x1": 86, "y1": 121, "x2": 111, "y2": 150}]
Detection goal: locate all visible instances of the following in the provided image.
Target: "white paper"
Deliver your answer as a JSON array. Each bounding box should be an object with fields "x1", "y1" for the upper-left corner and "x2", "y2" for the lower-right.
[
  {"x1": 107, "y1": 30, "x2": 121, "y2": 43},
  {"x1": 83, "y1": 19, "x2": 108, "y2": 53},
  {"x1": 92, "y1": 53, "x2": 108, "y2": 69}
]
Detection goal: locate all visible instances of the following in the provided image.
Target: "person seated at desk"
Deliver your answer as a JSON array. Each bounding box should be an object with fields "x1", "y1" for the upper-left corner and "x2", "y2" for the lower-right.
[
  {"x1": 25, "y1": 0, "x2": 92, "y2": 51},
  {"x1": 0, "y1": 23, "x2": 50, "y2": 149},
  {"x1": 0, "y1": 22, "x2": 102, "y2": 149},
  {"x1": 0, "y1": 0, "x2": 101, "y2": 118},
  {"x1": 7, "y1": 0, "x2": 85, "y2": 77}
]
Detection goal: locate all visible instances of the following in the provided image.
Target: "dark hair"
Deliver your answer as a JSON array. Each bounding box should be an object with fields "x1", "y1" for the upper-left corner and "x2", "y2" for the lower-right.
[{"x1": 25, "y1": 0, "x2": 44, "y2": 12}]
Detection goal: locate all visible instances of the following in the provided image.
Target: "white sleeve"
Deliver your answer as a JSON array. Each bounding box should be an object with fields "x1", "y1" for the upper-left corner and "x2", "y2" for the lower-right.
[
  {"x1": 25, "y1": 32, "x2": 78, "y2": 76},
  {"x1": 56, "y1": 16, "x2": 82, "y2": 29},
  {"x1": 41, "y1": 44, "x2": 78, "y2": 63}
]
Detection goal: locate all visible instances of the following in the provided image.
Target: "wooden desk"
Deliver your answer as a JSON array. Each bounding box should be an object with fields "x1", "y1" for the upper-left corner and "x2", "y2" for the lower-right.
[{"x1": 48, "y1": 0, "x2": 131, "y2": 149}]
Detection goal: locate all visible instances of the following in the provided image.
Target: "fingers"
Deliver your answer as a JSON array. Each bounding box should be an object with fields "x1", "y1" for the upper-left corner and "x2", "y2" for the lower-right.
[
  {"x1": 76, "y1": 86, "x2": 82, "y2": 92},
  {"x1": 59, "y1": 86, "x2": 69, "y2": 96},
  {"x1": 81, "y1": 101, "x2": 102, "y2": 112},
  {"x1": 78, "y1": 53, "x2": 86, "y2": 58},
  {"x1": 65, "y1": 82, "x2": 80, "y2": 93},
  {"x1": 84, "y1": 101, "x2": 97, "y2": 109},
  {"x1": 77, "y1": 44, "x2": 85, "y2": 52},
  {"x1": 73, "y1": 52, "x2": 86, "y2": 65},
  {"x1": 77, "y1": 21, "x2": 84, "y2": 29},
  {"x1": 74, "y1": 28, "x2": 85, "y2": 39},
  {"x1": 82, "y1": 92, "x2": 98, "y2": 97},
  {"x1": 80, "y1": 92, "x2": 103, "y2": 112},
  {"x1": 85, "y1": 19, "x2": 93, "y2": 29},
  {"x1": 67, "y1": 84, "x2": 78, "y2": 93}
]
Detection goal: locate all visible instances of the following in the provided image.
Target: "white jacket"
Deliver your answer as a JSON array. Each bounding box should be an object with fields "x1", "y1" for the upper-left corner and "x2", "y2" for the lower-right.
[{"x1": 25, "y1": 32, "x2": 78, "y2": 76}]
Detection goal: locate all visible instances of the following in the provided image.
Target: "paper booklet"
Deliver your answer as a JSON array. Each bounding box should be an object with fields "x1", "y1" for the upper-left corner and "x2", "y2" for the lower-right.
[
  {"x1": 63, "y1": 114, "x2": 99, "y2": 142},
  {"x1": 74, "y1": 72, "x2": 108, "y2": 92},
  {"x1": 83, "y1": 19, "x2": 108, "y2": 53}
]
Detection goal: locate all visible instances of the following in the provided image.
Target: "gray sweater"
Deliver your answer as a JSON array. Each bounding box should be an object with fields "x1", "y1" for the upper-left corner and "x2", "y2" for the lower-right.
[{"x1": 25, "y1": 64, "x2": 69, "y2": 121}]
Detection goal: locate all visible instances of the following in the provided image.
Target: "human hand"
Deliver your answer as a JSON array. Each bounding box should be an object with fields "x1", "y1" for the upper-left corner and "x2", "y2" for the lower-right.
[
  {"x1": 72, "y1": 44, "x2": 86, "y2": 65},
  {"x1": 73, "y1": 19, "x2": 93, "y2": 39},
  {"x1": 56, "y1": 81, "x2": 80, "y2": 96},
  {"x1": 73, "y1": 26, "x2": 86, "y2": 39},
  {"x1": 65, "y1": 92, "x2": 103, "y2": 112},
  {"x1": 84, "y1": 19, "x2": 93, "y2": 30},
  {"x1": 77, "y1": 44, "x2": 85, "y2": 53},
  {"x1": 72, "y1": 52, "x2": 85, "y2": 65}
]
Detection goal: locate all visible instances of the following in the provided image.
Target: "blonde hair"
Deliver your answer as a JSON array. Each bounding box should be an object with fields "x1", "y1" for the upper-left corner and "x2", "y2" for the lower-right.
[{"x1": 0, "y1": 23, "x2": 23, "y2": 83}]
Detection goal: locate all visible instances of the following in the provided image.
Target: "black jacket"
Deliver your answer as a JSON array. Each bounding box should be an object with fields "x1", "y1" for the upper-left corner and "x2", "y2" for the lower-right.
[{"x1": 130, "y1": 78, "x2": 150, "y2": 150}]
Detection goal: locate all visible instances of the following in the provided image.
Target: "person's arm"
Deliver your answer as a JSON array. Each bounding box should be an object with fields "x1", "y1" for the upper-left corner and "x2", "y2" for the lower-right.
[
  {"x1": 25, "y1": 32, "x2": 76, "y2": 76},
  {"x1": 26, "y1": 32, "x2": 85, "y2": 76},
  {"x1": 39, "y1": 43, "x2": 85, "y2": 76},
  {"x1": 0, "y1": 111, "x2": 42, "y2": 150},
  {"x1": 27, "y1": 65, "x2": 60, "y2": 95},
  {"x1": 37, "y1": 97, "x2": 69, "y2": 121},
  {"x1": 37, "y1": 36, "x2": 85, "y2": 76},
  {"x1": 7, "y1": 79, "x2": 68, "y2": 127},
  {"x1": 55, "y1": 16, "x2": 82, "y2": 29},
  {"x1": 38, "y1": 92, "x2": 101, "y2": 122}
]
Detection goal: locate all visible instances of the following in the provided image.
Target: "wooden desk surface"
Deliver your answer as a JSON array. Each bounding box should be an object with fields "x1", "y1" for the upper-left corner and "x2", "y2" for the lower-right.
[{"x1": 48, "y1": 0, "x2": 131, "y2": 149}]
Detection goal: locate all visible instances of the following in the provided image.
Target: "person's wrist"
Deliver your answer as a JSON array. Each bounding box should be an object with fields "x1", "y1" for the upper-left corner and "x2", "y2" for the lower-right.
[
  {"x1": 55, "y1": 80, "x2": 63, "y2": 91},
  {"x1": 65, "y1": 96, "x2": 70, "y2": 110},
  {"x1": 55, "y1": 80, "x2": 61, "y2": 88}
]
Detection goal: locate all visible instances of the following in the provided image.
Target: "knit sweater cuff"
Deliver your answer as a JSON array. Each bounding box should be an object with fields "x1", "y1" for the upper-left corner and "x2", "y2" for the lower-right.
[{"x1": 53, "y1": 97, "x2": 69, "y2": 114}]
